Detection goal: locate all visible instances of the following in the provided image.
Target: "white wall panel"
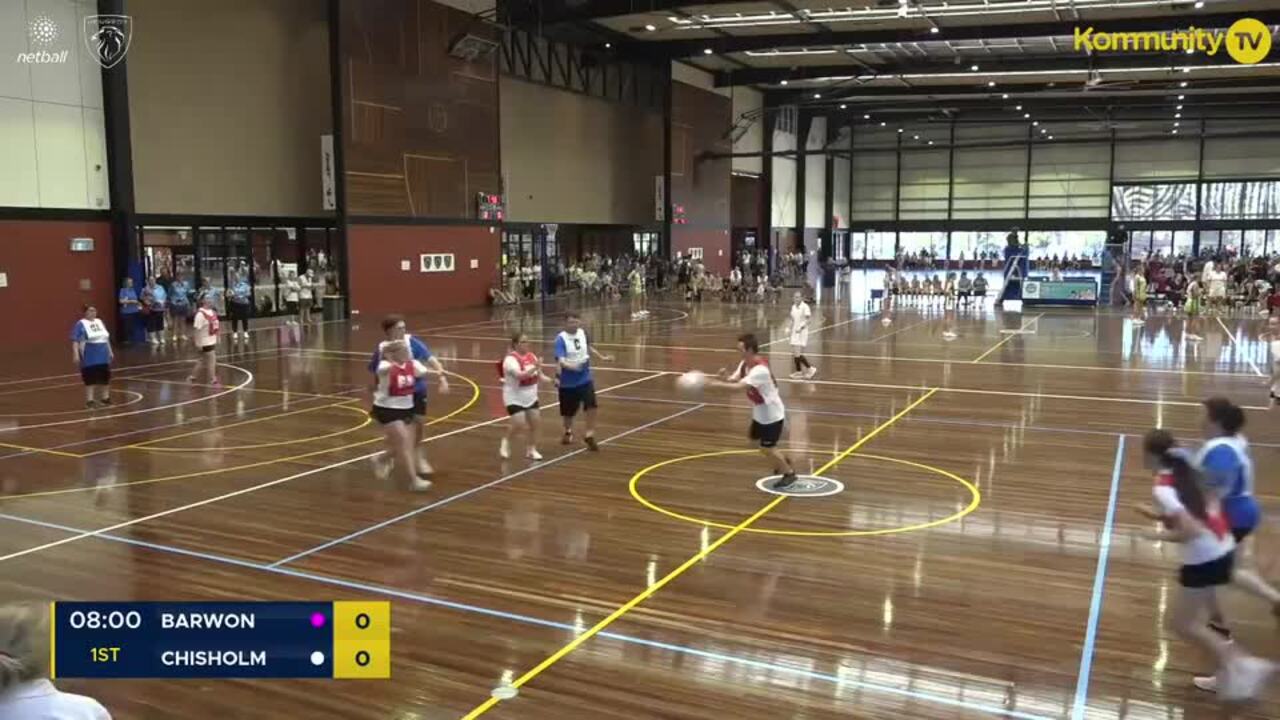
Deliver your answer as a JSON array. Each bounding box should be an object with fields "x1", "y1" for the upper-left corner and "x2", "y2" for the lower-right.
[
  {"x1": 1113, "y1": 139, "x2": 1199, "y2": 181},
  {"x1": 33, "y1": 100, "x2": 88, "y2": 207},
  {"x1": 730, "y1": 87, "x2": 762, "y2": 175},
  {"x1": 83, "y1": 107, "x2": 108, "y2": 208},
  {"x1": 26, "y1": 0, "x2": 82, "y2": 106},
  {"x1": 771, "y1": 123, "x2": 797, "y2": 227},
  {"x1": 0, "y1": 98, "x2": 40, "y2": 207},
  {"x1": 851, "y1": 150, "x2": 896, "y2": 221},
  {"x1": 0, "y1": 0, "x2": 32, "y2": 100},
  {"x1": 804, "y1": 116, "x2": 826, "y2": 227}
]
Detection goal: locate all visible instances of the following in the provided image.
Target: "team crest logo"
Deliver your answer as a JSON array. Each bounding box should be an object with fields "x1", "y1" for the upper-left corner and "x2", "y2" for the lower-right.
[
  {"x1": 442, "y1": 255, "x2": 453, "y2": 270},
  {"x1": 84, "y1": 15, "x2": 132, "y2": 69},
  {"x1": 433, "y1": 255, "x2": 443, "y2": 270},
  {"x1": 755, "y1": 475, "x2": 845, "y2": 497}
]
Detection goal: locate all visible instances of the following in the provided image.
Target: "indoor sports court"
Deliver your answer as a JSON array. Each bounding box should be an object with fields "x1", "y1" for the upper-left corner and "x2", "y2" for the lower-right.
[{"x1": 4, "y1": 0, "x2": 1280, "y2": 718}]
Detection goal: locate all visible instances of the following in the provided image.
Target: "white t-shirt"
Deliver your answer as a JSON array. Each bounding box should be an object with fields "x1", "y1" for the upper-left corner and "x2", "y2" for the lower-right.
[
  {"x1": 192, "y1": 308, "x2": 219, "y2": 348},
  {"x1": 1271, "y1": 339, "x2": 1280, "y2": 395},
  {"x1": 735, "y1": 359, "x2": 785, "y2": 425},
  {"x1": 284, "y1": 280, "x2": 300, "y2": 302},
  {"x1": 374, "y1": 360, "x2": 427, "y2": 409},
  {"x1": 502, "y1": 352, "x2": 541, "y2": 408},
  {"x1": 1152, "y1": 470, "x2": 1234, "y2": 565},
  {"x1": 789, "y1": 302, "x2": 811, "y2": 346},
  {"x1": 0, "y1": 680, "x2": 111, "y2": 720}
]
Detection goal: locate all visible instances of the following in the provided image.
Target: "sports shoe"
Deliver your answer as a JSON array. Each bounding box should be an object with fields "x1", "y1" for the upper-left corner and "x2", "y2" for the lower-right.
[
  {"x1": 789, "y1": 370, "x2": 804, "y2": 379},
  {"x1": 804, "y1": 366, "x2": 818, "y2": 379},
  {"x1": 85, "y1": 400, "x2": 99, "y2": 409},
  {"x1": 526, "y1": 448, "x2": 543, "y2": 461},
  {"x1": 410, "y1": 476, "x2": 433, "y2": 492},
  {"x1": 561, "y1": 431, "x2": 573, "y2": 445},
  {"x1": 100, "y1": 396, "x2": 112, "y2": 406},
  {"x1": 772, "y1": 473, "x2": 798, "y2": 490},
  {"x1": 499, "y1": 437, "x2": 510, "y2": 459},
  {"x1": 372, "y1": 457, "x2": 392, "y2": 480},
  {"x1": 1222, "y1": 656, "x2": 1275, "y2": 701},
  {"x1": 585, "y1": 436, "x2": 599, "y2": 452}
]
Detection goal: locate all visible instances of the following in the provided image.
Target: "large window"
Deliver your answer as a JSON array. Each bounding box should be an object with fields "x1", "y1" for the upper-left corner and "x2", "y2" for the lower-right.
[
  {"x1": 1026, "y1": 230, "x2": 1106, "y2": 263},
  {"x1": 1202, "y1": 181, "x2": 1280, "y2": 220},
  {"x1": 1110, "y1": 183, "x2": 1197, "y2": 220},
  {"x1": 899, "y1": 232, "x2": 945, "y2": 259},
  {"x1": 633, "y1": 232, "x2": 658, "y2": 257},
  {"x1": 867, "y1": 231, "x2": 897, "y2": 261},
  {"x1": 950, "y1": 231, "x2": 1004, "y2": 263}
]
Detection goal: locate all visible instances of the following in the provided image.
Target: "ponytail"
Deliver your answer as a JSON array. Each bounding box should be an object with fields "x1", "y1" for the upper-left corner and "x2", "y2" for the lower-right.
[
  {"x1": 0, "y1": 603, "x2": 50, "y2": 691},
  {"x1": 1144, "y1": 429, "x2": 1209, "y2": 524}
]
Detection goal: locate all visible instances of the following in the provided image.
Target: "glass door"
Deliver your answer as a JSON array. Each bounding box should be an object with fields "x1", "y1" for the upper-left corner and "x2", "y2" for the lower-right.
[
  {"x1": 1220, "y1": 230, "x2": 1243, "y2": 255},
  {"x1": 197, "y1": 228, "x2": 228, "y2": 305},
  {"x1": 1128, "y1": 230, "x2": 1152, "y2": 260}
]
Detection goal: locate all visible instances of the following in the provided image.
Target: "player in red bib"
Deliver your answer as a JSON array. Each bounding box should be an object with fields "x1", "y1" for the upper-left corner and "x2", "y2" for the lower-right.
[
  {"x1": 1135, "y1": 429, "x2": 1273, "y2": 700},
  {"x1": 704, "y1": 333, "x2": 798, "y2": 489},
  {"x1": 187, "y1": 296, "x2": 221, "y2": 386},
  {"x1": 372, "y1": 340, "x2": 432, "y2": 492},
  {"x1": 498, "y1": 332, "x2": 553, "y2": 461}
]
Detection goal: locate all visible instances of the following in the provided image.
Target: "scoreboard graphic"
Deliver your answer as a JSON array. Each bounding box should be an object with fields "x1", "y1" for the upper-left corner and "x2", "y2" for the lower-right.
[{"x1": 51, "y1": 601, "x2": 390, "y2": 679}]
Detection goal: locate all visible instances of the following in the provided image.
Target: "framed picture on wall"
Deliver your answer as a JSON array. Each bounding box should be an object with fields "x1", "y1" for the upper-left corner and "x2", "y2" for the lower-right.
[{"x1": 420, "y1": 253, "x2": 457, "y2": 273}]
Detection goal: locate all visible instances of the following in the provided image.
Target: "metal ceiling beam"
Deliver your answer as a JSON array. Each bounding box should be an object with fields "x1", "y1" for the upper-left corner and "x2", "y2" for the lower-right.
[
  {"x1": 715, "y1": 50, "x2": 1248, "y2": 87},
  {"x1": 775, "y1": 77, "x2": 1280, "y2": 103},
  {"x1": 619, "y1": 10, "x2": 1280, "y2": 59},
  {"x1": 505, "y1": 0, "x2": 747, "y2": 27}
]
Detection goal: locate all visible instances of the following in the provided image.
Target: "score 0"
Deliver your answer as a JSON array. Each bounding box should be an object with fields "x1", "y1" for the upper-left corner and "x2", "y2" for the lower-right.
[{"x1": 332, "y1": 602, "x2": 390, "y2": 679}]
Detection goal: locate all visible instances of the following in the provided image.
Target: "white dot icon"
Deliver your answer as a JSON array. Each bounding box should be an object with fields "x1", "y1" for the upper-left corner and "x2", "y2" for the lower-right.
[
  {"x1": 28, "y1": 16, "x2": 59, "y2": 46},
  {"x1": 310, "y1": 651, "x2": 325, "y2": 666}
]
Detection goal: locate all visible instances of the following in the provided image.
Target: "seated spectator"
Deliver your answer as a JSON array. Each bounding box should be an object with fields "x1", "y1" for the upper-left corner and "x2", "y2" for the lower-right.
[{"x1": 0, "y1": 602, "x2": 111, "y2": 719}]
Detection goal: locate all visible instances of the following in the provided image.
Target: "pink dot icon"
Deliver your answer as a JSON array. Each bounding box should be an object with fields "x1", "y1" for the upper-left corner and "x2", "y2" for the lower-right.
[{"x1": 310, "y1": 613, "x2": 326, "y2": 628}]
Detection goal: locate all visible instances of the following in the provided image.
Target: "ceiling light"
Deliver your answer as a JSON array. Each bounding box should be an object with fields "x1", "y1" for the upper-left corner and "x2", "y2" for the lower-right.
[
  {"x1": 703, "y1": 48, "x2": 713, "y2": 55},
  {"x1": 864, "y1": 114, "x2": 871, "y2": 119},
  {"x1": 913, "y1": 134, "x2": 919, "y2": 139},
  {"x1": 840, "y1": 104, "x2": 847, "y2": 109},
  {"x1": 897, "y1": 128, "x2": 904, "y2": 133},
  {"x1": 1040, "y1": 128, "x2": 1047, "y2": 133},
  {"x1": 1172, "y1": 129, "x2": 1179, "y2": 134},
  {"x1": 1048, "y1": 135, "x2": 1054, "y2": 140},
  {"x1": 1175, "y1": 113, "x2": 1181, "y2": 118},
  {"x1": 1174, "y1": 121, "x2": 1181, "y2": 127},
  {"x1": 930, "y1": 26, "x2": 940, "y2": 34},
  {"x1": 604, "y1": 42, "x2": 612, "y2": 48},
  {"x1": 987, "y1": 81, "x2": 996, "y2": 87},
  {"x1": 928, "y1": 140, "x2": 934, "y2": 145},
  {"x1": 780, "y1": 79, "x2": 788, "y2": 85},
  {"x1": 1177, "y1": 104, "x2": 1183, "y2": 110},
  {"x1": 644, "y1": 24, "x2": 656, "y2": 31},
  {"x1": 1178, "y1": 94, "x2": 1186, "y2": 100},
  {"x1": 1194, "y1": 1, "x2": 1204, "y2": 7},
  {"x1": 1032, "y1": 120, "x2": 1039, "y2": 126},
  {"x1": 1002, "y1": 93, "x2": 1009, "y2": 99},
  {"x1": 1024, "y1": 113, "x2": 1031, "y2": 118},
  {"x1": 1180, "y1": 81, "x2": 1189, "y2": 87},
  {"x1": 880, "y1": 121, "x2": 887, "y2": 126},
  {"x1": 970, "y1": 64, "x2": 979, "y2": 71},
  {"x1": 1016, "y1": 105, "x2": 1023, "y2": 110},
  {"x1": 813, "y1": 93, "x2": 822, "y2": 98}
]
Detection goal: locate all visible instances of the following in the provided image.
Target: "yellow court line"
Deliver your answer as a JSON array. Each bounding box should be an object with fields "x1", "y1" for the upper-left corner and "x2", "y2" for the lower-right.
[
  {"x1": 0, "y1": 442, "x2": 82, "y2": 459},
  {"x1": 420, "y1": 331, "x2": 1252, "y2": 379},
  {"x1": 970, "y1": 313, "x2": 1043, "y2": 363},
  {"x1": 460, "y1": 387, "x2": 939, "y2": 718},
  {"x1": 0, "y1": 373, "x2": 480, "y2": 502},
  {"x1": 1215, "y1": 316, "x2": 1267, "y2": 378},
  {"x1": 124, "y1": 404, "x2": 371, "y2": 454}
]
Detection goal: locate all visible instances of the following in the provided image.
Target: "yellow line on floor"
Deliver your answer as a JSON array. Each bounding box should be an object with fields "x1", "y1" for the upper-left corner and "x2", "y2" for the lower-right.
[
  {"x1": 460, "y1": 387, "x2": 939, "y2": 718},
  {"x1": 971, "y1": 314, "x2": 1043, "y2": 363}
]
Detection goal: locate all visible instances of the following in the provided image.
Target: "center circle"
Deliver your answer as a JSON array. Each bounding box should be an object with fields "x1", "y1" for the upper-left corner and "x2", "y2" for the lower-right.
[{"x1": 629, "y1": 449, "x2": 980, "y2": 537}]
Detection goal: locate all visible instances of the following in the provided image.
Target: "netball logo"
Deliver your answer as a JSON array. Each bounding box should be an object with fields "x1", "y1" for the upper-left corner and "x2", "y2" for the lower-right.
[
  {"x1": 755, "y1": 474, "x2": 845, "y2": 497},
  {"x1": 84, "y1": 15, "x2": 132, "y2": 69}
]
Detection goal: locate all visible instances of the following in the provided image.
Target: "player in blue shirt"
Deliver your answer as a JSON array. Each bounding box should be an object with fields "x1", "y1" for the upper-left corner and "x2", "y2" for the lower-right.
[
  {"x1": 168, "y1": 276, "x2": 192, "y2": 344},
  {"x1": 368, "y1": 315, "x2": 448, "y2": 476},
  {"x1": 554, "y1": 313, "x2": 612, "y2": 450},
  {"x1": 228, "y1": 274, "x2": 253, "y2": 342},
  {"x1": 141, "y1": 276, "x2": 167, "y2": 347},
  {"x1": 1198, "y1": 397, "x2": 1280, "y2": 642},
  {"x1": 71, "y1": 305, "x2": 114, "y2": 408},
  {"x1": 118, "y1": 278, "x2": 141, "y2": 344}
]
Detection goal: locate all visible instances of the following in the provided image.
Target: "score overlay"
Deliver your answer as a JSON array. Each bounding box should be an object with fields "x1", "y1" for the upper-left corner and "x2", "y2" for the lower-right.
[{"x1": 51, "y1": 601, "x2": 390, "y2": 680}]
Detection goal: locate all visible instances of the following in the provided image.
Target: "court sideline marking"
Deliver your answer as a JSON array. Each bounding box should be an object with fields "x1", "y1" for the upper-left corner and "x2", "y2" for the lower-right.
[
  {"x1": 460, "y1": 387, "x2": 940, "y2": 718},
  {"x1": 0, "y1": 511, "x2": 1055, "y2": 720},
  {"x1": 270, "y1": 404, "x2": 706, "y2": 567},
  {"x1": 1215, "y1": 316, "x2": 1267, "y2": 377},
  {"x1": 1069, "y1": 434, "x2": 1126, "y2": 720},
  {"x1": 971, "y1": 314, "x2": 1043, "y2": 363}
]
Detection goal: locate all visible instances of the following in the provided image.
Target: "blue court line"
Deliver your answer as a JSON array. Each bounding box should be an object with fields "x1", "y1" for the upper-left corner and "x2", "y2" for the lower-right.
[
  {"x1": 1070, "y1": 434, "x2": 1126, "y2": 720},
  {"x1": 270, "y1": 404, "x2": 706, "y2": 568},
  {"x1": 0, "y1": 511, "x2": 1057, "y2": 720}
]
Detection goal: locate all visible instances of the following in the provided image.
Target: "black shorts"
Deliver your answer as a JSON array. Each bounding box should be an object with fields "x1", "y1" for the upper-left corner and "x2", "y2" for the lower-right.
[
  {"x1": 199, "y1": 344, "x2": 216, "y2": 354},
  {"x1": 1233, "y1": 526, "x2": 1255, "y2": 543},
  {"x1": 145, "y1": 313, "x2": 165, "y2": 332},
  {"x1": 749, "y1": 419, "x2": 784, "y2": 448},
  {"x1": 412, "y1": 392, "x2": 427, "y2": 417},
  {"x1": 1180, "y1": 551, "x2": 1235, "y2": 589},
  {"x1": 507, "y1": 401, "x2": 540, "y2": 416},
  {"x1": 558, "y1": 383, "x2": 597, "y2": 417},
  {"x1": 286, "y1": 301, "x2": 299, "y2": 314},
  {"x1": 81, "y1": 364, "x2": 111, "y2": 386},
  {"x1": 370, "y1": 405, "x2": 415, "y2": 426}
]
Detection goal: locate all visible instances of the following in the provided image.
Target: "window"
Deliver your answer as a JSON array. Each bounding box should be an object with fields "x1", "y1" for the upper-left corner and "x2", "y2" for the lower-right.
[
  {"x1": 951, "y1": 231, "x2": 1004, "y2": 262},
  {"x1": 1026, "y1": 230, "x2": 1106, "y2": 263},
  {"x1": 1172, "y1": 230, "x2": 1194, "y2": 257},
  {"x1": 633, "y1": 232, "x2": 658, "y2": 257},
  {"x1": 1201, "y1": 181, "x2": 1280, "y2": 219},
  {"x1": 866, "y1": 231, "x2": 896, "y2": 261},
  {"x1": 899, "y1": 232, "x2": 945, "y2": 259},
  {"x1": 850, "y1": 232, "x2": 867, "y2": 262},
  {"x1": 832, "y1": 230, "x2": 849, "y2": 262},
  {"x1": 1110, "y1": 183, "x2": 1197, "y2": 220}
]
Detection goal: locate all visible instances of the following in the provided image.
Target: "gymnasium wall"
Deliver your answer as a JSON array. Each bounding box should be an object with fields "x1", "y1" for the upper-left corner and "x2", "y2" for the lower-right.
[
  {"x1": 340, "y1": 0, "x2": 500, "y2": 219},
  {"x1": 804, "y1": 117, "x2": 827, "y2": 230},
  {"x1": 0, "y1": 220, "x2": 114, "y2": 346},
  {"x1": 500, "y1": 77, "x2": 662, "y2": 224},
  {"x1": 671, "y1": 78, "x2": 732, "y2": 274},
  {"x1": 127, "y1": 0, "x2": 332, "y2": 216},
  {"x1": 731, "y1": 88, "x2": 764, "y2": 176},
  {"x1": 345, "y1": 224, "x2": 500, "y2": 317},
  {"x1": 0, "y1": 0, "x2": 108, "y2": 210}
]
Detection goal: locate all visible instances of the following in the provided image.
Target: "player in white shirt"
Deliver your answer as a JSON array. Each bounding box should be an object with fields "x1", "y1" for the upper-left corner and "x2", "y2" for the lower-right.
[
  {"x1": 0, "y1": 603, "x2": 112, "y2": 720},
  {"x1": 1136, "y1": 430, "x2": 1273, "y2": 699},
  {"x1": 705, "y1": 333, "x2": 798, "y2": 490},
  {"x1": 785, "y1": 292, "x2": 817, "y2": 379},
  {"x1": 1265, "y1": 316, "x2": 1280, "y2": 406},
  {"x1": 499, "y1": 332, "x2": 554, "y2": 461},
  {"x1": 187, "y1": 297, "x2": 221, "y2": 386},
  {"x1": 283, "y1": 271, "x2": 301, "y2": 325},
  {"x1": 372, "y1": 340, "x2": 432, "y2": 491}
]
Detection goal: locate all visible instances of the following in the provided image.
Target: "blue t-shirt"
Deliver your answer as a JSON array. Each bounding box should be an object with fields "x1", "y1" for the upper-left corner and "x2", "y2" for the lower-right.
[
  {"x1": 71, "y1": 319, "x2": 111, "y2": 367},
  {"x1": 368, "y1": 336, "x2": 433, "y2": 395},
  {"x1": 230, "y1": 281, "x2": 251, "y2": 304},
  {"x1": 145, "y1": 285, "x2": 167, "y2": 311},
  {"x1": 170, "y1": 281, "x2": 191, "y2": 308},
  {"x1": 119, "y1": 287, "x2": 139, "y2": 314},
  {"x1": 1197, "y1": 436, "x2": 1260, "y2": 531},
  {"x1": 554, "y1": 330, "x2": 592, "y2": 388}
]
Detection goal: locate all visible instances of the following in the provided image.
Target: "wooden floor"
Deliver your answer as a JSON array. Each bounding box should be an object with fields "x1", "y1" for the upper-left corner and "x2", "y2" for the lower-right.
[{"x1": 3, "y1": 291, "x2": 1279, "y2": 719}]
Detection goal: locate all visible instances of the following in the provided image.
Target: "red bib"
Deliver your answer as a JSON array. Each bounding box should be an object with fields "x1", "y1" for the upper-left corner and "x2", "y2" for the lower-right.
[
  {"x1": 387, "y1": 361, "x2": 416, "y2": 397},
  {"x1": 498, "y1": 351, "x2": 540, "y2": 386},
  {"x1": 199, "y1": 308, "x2": 220, "y2": 336},
  {"x1": 741, "y1": 358, "x2": 772, "y2": 406}
]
